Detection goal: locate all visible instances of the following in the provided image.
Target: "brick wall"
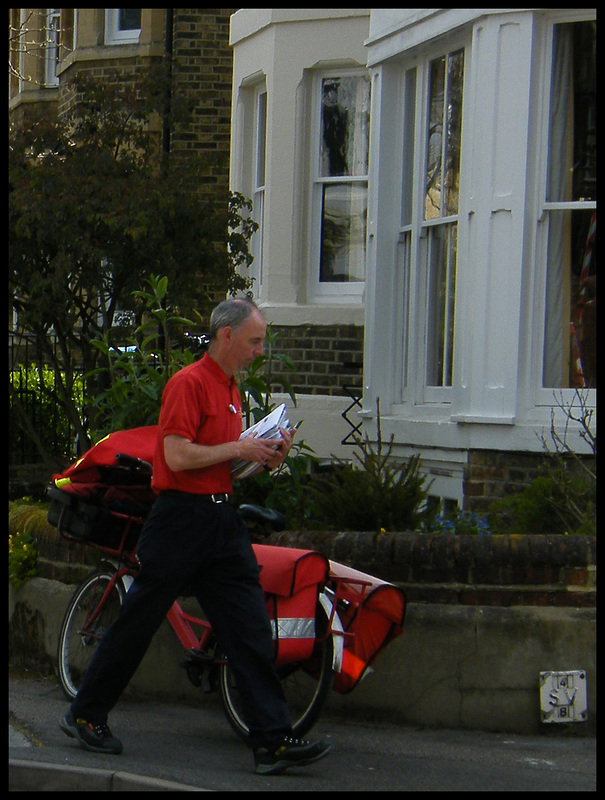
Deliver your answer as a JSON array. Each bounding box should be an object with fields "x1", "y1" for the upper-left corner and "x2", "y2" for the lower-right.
[
  {"x1": 463, "y1": 450, "x2": 545, "y2": 513},
  {"x1": 10, "y1": 505, "x2": 595, "y2": 609},
  {"x1": 266, "y1": 529, "x2": 596, "y2": 608},
  {"x1": 463, "y1": 449, "x2": 595, "y2": 514},
  {"x1": 170, "y1": 8, "x2": 236, "y2": 196},
  {"x1": 271, "y1": 324, "x2": 364, "y2": 396}
]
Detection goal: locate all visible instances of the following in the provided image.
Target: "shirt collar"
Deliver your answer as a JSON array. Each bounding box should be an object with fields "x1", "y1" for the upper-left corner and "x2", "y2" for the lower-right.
[{"x1": 202, "y1": 353, "x2": 237, "y2": 387}]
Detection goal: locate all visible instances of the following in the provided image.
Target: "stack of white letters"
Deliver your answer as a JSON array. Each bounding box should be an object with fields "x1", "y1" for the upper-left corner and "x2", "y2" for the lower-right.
[{"x1": 230, "y1": 403, "x2": 290, "y2": 480}]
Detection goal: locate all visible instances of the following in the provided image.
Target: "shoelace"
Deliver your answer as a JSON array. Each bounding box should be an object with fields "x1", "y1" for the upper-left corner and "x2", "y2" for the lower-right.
[
  {"x1": 87, "y1": 721, "x2": 112, "y2": 738},
  {"x1": 274, "y1": 735, "x2": 311, "y2": 753},
  {"x1": 282, "y1": 736, "x2": 309, "y2": 746}
]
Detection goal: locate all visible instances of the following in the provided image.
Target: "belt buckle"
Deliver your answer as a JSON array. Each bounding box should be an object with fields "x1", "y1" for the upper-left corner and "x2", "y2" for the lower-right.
[{"x1": 211, "y1": 493, "x2": 228, "y2": 504}]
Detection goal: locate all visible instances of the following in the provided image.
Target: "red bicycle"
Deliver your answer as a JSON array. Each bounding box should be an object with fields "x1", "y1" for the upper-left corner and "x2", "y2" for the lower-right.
[{"x1": 49, "y1": 428, "x2": 405, "y2": 740}]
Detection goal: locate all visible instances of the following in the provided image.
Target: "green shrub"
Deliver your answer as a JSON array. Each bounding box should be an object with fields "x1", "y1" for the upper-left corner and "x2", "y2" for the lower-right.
[
  {"x1": 87, "y1": 275, "x2": 197, "y2": 437},
  {"x1": 8, "y1": 530, "x2": 38, "y2": 589},
  {"x1": 10, "y1": 363, "x2": 84, "y2": 461},
  {"x1": 233, "y1": 444, "x2": 321, "y2": 530},
  {"x1": 489, "y1": 473, "x2": 595, "y2": 536},
  {"x1": 307, "y1": 406, "x2": 431, "y2": 532}
]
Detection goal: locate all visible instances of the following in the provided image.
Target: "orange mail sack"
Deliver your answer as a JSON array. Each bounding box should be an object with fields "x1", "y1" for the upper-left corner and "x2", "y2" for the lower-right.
[
  {"x1": 253, "y1": 544, "x2": 329, "y2": 665},
  {"x1": 328, "y1": 561, "x2": 406, "y2": 693}
]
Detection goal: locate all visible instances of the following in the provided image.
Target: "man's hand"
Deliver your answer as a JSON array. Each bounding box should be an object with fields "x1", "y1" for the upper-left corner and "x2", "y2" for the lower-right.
[{"x1": 163, "y1": 424, "x2": 297, "y2": 474}]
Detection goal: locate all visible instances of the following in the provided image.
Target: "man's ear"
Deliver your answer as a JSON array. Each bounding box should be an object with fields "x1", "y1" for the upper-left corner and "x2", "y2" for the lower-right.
[{"x1": 216, "y1": 326, "x2": 233, "y2": 345}]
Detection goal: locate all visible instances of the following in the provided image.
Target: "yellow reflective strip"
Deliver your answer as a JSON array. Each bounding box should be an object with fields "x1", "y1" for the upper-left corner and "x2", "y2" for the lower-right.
[{"x1": 54, "y1": 477, "x2": 72, "y2": 488}]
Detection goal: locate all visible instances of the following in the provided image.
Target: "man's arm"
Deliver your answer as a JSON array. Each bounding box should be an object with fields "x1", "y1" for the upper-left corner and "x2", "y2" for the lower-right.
[{"x1": 163, "y1": 427, "x2": 294, "y2": 473}]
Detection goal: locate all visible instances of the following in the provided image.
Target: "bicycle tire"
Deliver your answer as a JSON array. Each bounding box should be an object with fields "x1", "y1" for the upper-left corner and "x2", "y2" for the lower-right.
[
  {"x1": 56, "y1": 566, "x2": 125, "y2": 700},
  {"x1": 217, "y1": 598, "x2": 334, "y2": 741}
]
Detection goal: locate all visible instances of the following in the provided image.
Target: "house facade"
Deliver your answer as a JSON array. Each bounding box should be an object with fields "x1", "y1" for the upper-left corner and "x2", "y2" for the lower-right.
[
  {"x1": 229, "y1": 8, "x2": 596, "y2": 509},
  {"x1": 10, "y1": 10, "x2": 596, "y2": 510}
]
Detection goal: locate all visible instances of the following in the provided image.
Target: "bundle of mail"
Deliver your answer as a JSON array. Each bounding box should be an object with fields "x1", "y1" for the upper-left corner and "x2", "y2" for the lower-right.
[{"x1": 231, "y1": 403, "x2": 290, "y2": 480}]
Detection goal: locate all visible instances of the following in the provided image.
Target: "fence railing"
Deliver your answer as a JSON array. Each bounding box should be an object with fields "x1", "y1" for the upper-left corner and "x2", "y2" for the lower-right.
[{"x1": 9, "y1": 333, "x2": 78, "y2": 466}]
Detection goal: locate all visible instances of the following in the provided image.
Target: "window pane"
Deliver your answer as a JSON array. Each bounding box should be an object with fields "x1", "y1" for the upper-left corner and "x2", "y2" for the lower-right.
[
  {"x1": 45, "y1": 9, "x2": 60, "y2": 86},
  {"x1": 543, "y1": 209, "x2": 596, "y2": 388},
  {"x1": 251, "y1": 91, "x2": 267, "y2": 288},
  {"x1": 319, "y1": 184, "x2": 367, "y2": 282},
  {"x1": 425, "y1": 57, "x2": 445, "y2": 219},
  {"x1": 119, "y1": 9, "x2": 141, "y2": 31},
  {"x1": 320, "y1": 76, "x2": 370, "y2": 178},
  {"x1": 401, "y1": 68, "x2": 417, "y2": 226},
  {"x1": 425, "y1": 223, "x2": 457, "y2": 386},
  {"x1": 444, "y1": 51, "x2": 464, "y2": 216},
  {"x1": 255, "y1": 91, "x2": 267, "y2": 189},
  {"x1": 425, "y1": 50, "x2": 464, "y2": 220},
  {"x1": 547, "y1": 21, "x2": 596, "y2": 202}
]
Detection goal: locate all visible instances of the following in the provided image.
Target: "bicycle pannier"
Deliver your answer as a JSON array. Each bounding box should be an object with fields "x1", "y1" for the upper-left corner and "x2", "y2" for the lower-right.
[
  {"x1": 47, "y1": 426, "x2": 157, "y2": 550},
  {"x1": 328, "y1": 560, "x2": 406, "y2": 693},
  {"x1": 47, "y1": 484, "x2": 148, "y2": 551},
  {"x1": 253, "y1": 544, "x2": 329, "y2": 665}
]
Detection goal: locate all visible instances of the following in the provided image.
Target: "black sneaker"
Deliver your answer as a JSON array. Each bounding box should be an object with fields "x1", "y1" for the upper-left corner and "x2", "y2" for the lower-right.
[
  {"x1": 59, "y1": 711, "x2": 123, "y2": 754},
  {"x1": 254, "y1": 735, "x2": 332, "y2": 775}
]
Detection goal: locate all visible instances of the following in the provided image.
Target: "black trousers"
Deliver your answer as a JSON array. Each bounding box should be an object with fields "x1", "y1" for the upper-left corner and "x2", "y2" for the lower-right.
[{"x1": 70, "y1": 493, "x2": 292, "y2": 748}]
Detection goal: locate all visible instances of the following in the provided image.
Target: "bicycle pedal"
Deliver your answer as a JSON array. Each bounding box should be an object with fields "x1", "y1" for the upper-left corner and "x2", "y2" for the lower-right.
[
  {"x1": 180, "y1": 647, "x2": 214, "y2": 666},
  {"x1": 183, "y1": 664, "x2": 202, "y2": 688}
]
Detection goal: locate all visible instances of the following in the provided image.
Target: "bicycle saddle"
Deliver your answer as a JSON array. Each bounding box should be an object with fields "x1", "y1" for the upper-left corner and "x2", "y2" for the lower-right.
[{"x1": 238, "y1": 504, "x2": 286, "y2": 532}]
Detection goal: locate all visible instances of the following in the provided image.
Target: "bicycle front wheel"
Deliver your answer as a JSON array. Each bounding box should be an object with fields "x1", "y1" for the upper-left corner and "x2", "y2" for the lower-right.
[
  {"x1": 57, "y1": 567, "x2": 125, "y2": 700},
  {"x1": 218, "y1": 599, "x2": 334, "y2": 741}
]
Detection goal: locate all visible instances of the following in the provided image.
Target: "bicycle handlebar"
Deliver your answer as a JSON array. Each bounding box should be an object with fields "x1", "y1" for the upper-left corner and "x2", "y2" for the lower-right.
[{"x1": 115, "y1": 452, "x2": 153, "y2": 475}]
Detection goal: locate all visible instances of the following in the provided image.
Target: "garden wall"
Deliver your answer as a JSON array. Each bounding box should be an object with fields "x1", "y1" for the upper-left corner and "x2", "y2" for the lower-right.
[
  {"x1": 8, "y1": 505, "x2": 596, "y2": 735},
  {"x1": 9, "y1": 503, "x2": 596, "y2": 607}
]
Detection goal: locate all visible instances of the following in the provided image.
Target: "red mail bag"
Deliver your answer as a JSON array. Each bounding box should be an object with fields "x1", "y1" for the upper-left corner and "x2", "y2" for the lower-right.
[
  {"x1": 253, "y1": 544, "x2": 329, "y2": 666},
  {"x1": 328, "y1": 561, "x2": 406, "y2": 693},
  {"x1": 47, "y1": 426, "x2": 158, "y2": 551}
]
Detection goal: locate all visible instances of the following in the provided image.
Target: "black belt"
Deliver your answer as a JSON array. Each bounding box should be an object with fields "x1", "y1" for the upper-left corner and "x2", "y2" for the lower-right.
[{"x1": 160, "y1": 490, "x2": 230, "y2": 504}]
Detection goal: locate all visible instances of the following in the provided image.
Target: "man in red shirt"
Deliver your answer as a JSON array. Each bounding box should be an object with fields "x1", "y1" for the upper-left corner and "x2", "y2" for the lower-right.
[{"x1": 60, "y1": 298, "x2": 332, "y2": 775}]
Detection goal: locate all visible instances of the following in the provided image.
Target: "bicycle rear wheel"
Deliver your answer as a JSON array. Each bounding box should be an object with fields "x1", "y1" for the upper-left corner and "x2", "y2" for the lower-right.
[
  {"x1": 218, "y1": 599, "x2": 334, "y2": 741},
  {"x1": 57, "y1": 567, "x2": 125, "y2": 700}
]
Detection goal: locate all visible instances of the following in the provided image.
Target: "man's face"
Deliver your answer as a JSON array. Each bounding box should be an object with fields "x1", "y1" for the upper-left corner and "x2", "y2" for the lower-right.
[{"x1": 228, "y1": 310, "x2": 266, "y2": 372}]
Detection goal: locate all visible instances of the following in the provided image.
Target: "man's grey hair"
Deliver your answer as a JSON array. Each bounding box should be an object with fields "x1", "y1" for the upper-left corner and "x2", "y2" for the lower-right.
[{"x1": 208, "y1": 297, "x2": 261, "y2": 340}]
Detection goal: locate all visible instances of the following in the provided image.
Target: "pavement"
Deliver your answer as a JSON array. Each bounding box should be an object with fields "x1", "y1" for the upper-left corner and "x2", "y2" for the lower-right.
[{"x1": 9, "y1": 673, "x2": 596, "y2": 792}]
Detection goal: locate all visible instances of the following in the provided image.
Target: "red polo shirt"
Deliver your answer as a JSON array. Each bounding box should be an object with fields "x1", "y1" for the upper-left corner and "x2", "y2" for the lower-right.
[{"x1": 151, "y1": 354, "x2": 242, "y2": 494}]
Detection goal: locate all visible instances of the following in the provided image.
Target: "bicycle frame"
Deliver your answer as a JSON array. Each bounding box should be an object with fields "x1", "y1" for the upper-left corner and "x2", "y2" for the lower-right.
[{"x1": 165, "y1": 600, "x2": 214, "y2": 653}]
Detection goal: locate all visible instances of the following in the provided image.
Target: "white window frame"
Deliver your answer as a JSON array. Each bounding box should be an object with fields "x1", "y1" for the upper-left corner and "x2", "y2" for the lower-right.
[
  {"x1": 394, "y1": 40, "x2": 467, "y2": 409},
  {"x1": 532, "y1": 10, "x2": 596, "y2": 410},
  {"x1": 308, "y1": 68, "x2": 370, "y2": 304},
  {"x1": 104, "y1": 9, "x2": 141, "y2": 46},
  {"x1": 44, "y1": 9, "x2": 61, "y2": 87}
]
